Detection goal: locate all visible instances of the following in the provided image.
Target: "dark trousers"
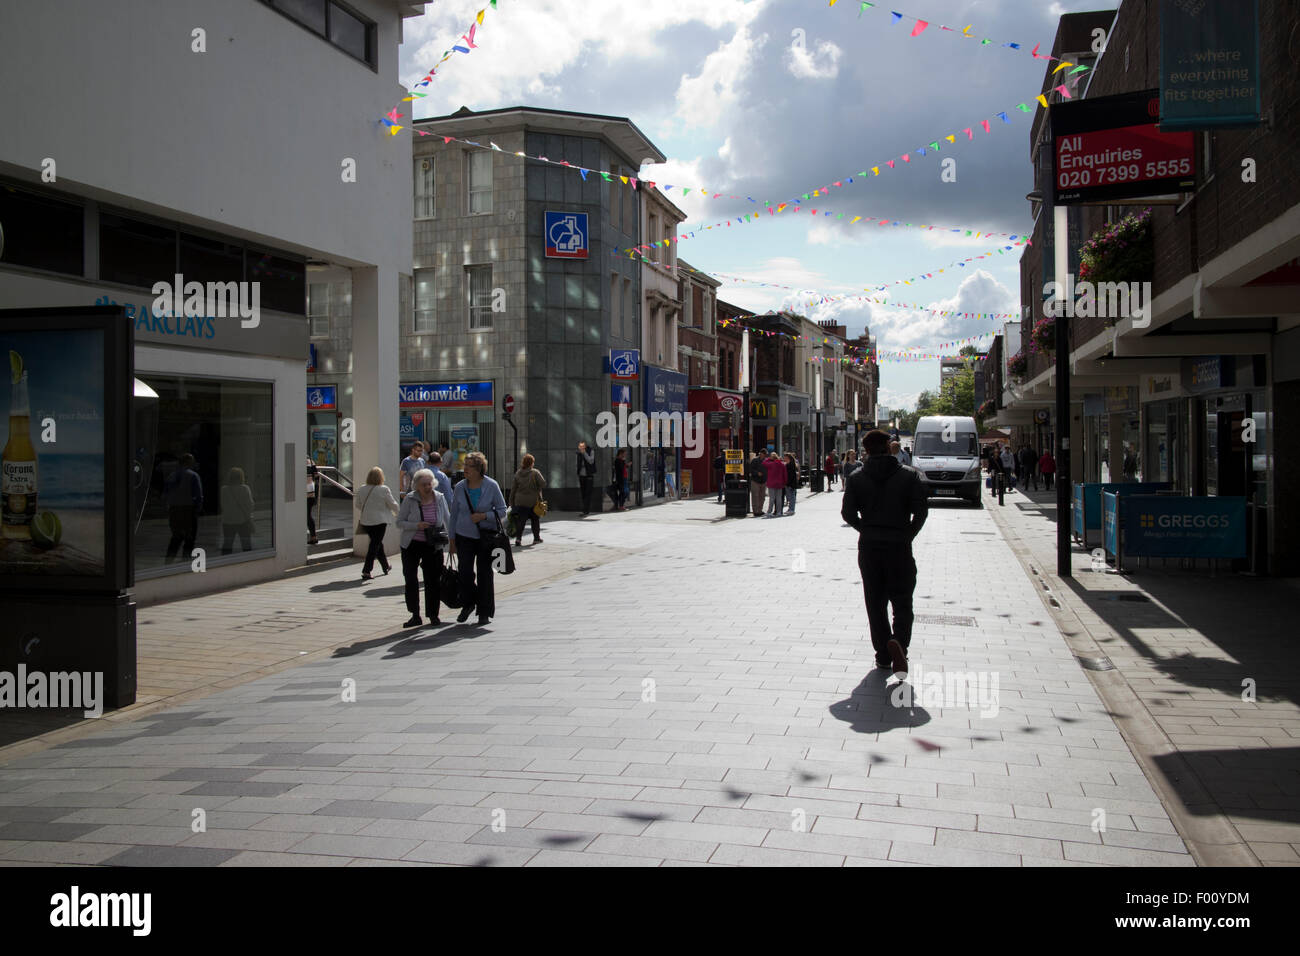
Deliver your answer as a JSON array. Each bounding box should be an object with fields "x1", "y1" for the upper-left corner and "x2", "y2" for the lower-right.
[
  {"x1": 220, "y1": 522, "x2": 252, "y2": 555},
  {"x1": 1042, "y1": 472, "x2": 1054, "y2": 490},
  {"x1": 362, "y1": 524, "x2": 390, "y2": 575},
  {"x1": 510, "y1": 505, "x2": 539, "y2": 541},
  {"x1": 307, "y1": 496, "x2": 317, "y2": 537},
  {"x1": 455, "y1": 534, "x2": 496, "y2": 618},
  {"x1": 578, "y1": 476, "x2": 594, "y2": 514},
  {"x1": 858, "y1": 544, "x2": 918, "y2": 659},
  {"x1": 166, "y1": 506, "x2": 198, "y2": 560},
  {"x1": 401, "y1": 540, "x2": 443, "y2": 619},
  {"x1": 612, "y1": 478, "x2": 628, "y2": 509}
]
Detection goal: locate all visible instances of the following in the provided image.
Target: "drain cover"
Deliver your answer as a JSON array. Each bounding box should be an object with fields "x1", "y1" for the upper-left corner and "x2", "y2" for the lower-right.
[
  {"x1": 914, "y1": 614, "x2": 976, "y2": 627},
  {"x1": 1077, "y1": 656, "x2": 1116, "y2": 671},
  {"x1": 1100, "y1": 593, "x2": 1150, "y2": 602}
]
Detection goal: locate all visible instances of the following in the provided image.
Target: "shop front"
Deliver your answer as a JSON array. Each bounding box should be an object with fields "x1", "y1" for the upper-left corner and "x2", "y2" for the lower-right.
[
  {"x1": 687, "y1": 388, "x2": 743, "y2": 498},
  {"x1": 397, "y1": 381, "x2": 496, "y2": 481},
  {"x1": 780, "y1": 390, "x2": 811, "y2": 465},
  {"x1": 307, "y1": 385, "x2": 339, "y2": 468},
  {"x1": 642, "y1": 365, "x2": 687, "y2": 500},
  {"x1": 750, "y1": 394, "x2": 778, "y2": 456},
  {"x1": 1082, "y1": 385, "x2": 1141, "y2": 483},
  {"x1": 1139, "y1": 372, "x2": 1190, "y2": 492}
]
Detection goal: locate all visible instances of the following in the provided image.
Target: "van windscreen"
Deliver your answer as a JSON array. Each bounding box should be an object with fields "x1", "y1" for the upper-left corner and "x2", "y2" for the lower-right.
[{"x1": 914, "y1": 432, "x2": 978, "y2": 457}]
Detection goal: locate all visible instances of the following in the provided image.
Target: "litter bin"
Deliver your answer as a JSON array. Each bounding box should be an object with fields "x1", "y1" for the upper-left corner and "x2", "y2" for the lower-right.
[
  {"x1": 810, "y1": 470, "x2": 824, "y2": 493},
  {"x1": 724, "y1": 477, "x2": 749, "y2": 517}
]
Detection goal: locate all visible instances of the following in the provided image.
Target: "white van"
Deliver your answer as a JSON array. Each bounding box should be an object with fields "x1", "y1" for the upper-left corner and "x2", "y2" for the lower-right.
[{"x1": 911, "y1": 415, "x2": 981, "y2": 505}]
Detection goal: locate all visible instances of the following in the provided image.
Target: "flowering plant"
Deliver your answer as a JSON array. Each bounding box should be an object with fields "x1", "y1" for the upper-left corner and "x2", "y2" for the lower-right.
[
  {"x1": 1007, "y1": 351, "x2": 1028, "y2": 380},
  {"x1": 1029, "y1": 314, "x2": 1055, "y2": 353},
  {"x1": 978, "y1": 399, "x2": 996, "y2": 417},
  {"x1": 1078, "y1": 208, "x2": 1154, "y2": 284}
]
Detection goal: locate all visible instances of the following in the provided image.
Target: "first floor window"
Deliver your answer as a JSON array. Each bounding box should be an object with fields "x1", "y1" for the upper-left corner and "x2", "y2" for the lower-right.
[
  {"x1": 308, "y1": 283, "x2": 330, "y2": 336},
  {"x1": 414, "y1": 156, "x2": 435, "y2": 219},
  {"x1": 468, "y1": 151, "x2": 493, "y2": 215},
  {"x1": 467, "y1": 265, "x2": 493, "y2": 330},
  {"x1": 414, "y1": 269, "x2": 436, "y2": 333}
]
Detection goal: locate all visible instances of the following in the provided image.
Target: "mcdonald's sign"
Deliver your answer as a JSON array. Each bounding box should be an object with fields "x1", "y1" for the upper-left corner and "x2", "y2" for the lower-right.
[{"x1": 750, "y1": 397, "x2": 776, "y2": 419}]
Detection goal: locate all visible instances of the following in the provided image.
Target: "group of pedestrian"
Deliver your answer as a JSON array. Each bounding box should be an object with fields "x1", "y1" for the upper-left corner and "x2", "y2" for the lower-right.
[
  {"x1": 743, "y1": 449, "x2": 802, "y2": 516},
  {"x1": 982, "y1": 440, "x2": 1057, "y2": 493}
]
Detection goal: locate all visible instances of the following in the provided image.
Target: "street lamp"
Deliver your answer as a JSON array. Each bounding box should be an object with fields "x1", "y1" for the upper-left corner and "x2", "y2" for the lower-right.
[
  {"x1": 814, "y1": 366, "x2": 823, "y2": 479},
  {"x1": 740, "y1": 328, "x2": 750, "y2": 463}
]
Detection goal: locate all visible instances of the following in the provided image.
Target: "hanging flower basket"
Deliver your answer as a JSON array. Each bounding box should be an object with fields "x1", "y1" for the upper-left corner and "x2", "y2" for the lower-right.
[
  {"x1": 1007, "y1": 351, "x2": 1028, "y2": 380},
  {"x1": 1030, "y1": 314, "x2": 1056, "y2": 354},
  {"x1": 1079, "y1": 208, "x2": 1154, "y2": 286}
]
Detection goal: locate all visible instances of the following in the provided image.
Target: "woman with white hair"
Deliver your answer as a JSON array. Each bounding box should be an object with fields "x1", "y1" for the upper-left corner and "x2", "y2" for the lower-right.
[
  {"x1": 356, "y1": 466, "x2": 399, "y2": 580},
  {"x1": 396, "y1": 467, "x2": 451, "y2": 627}
]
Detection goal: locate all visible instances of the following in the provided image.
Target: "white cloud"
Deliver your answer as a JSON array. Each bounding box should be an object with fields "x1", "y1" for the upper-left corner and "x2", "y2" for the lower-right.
[
  {"x1": 878, "y1": 387, "x2": 922, "y2": 413},
  {"x1": 673, "y1": 23, "x2": 768, "y2": 130},
  {"x1": 857, "y1": 269, "x2": 1017, "y2": 351},
  {"x1": 785, "y1": 40, "x2": 842, "y2": 80}
]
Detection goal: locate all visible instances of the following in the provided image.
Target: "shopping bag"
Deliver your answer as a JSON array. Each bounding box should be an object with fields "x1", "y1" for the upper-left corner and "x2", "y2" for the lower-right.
[{"x1": 439, "y1": 555, "x2": 463, "y2": 608}]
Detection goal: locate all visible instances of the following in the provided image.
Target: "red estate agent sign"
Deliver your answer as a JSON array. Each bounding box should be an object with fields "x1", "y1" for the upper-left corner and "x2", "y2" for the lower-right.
[{"x1": 1052, "y1": 90, "x2": 1195, "y2": 205}]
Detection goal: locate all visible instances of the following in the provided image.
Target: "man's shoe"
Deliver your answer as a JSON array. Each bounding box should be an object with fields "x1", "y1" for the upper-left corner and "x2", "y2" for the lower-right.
[
  {"x1": 875, "y1": 657, "x2": 892, "y2": 670},
  {"x1": 456, "y1": 604, "x2": 475, "y2": 623},
  {"x1": 887, "y1": 639, "x2": 908, "y2": 678},
  {"x1": 404, "y1": 615, "x2": 421, "y2": 628},
  {"x1": 361, "y1": 573, "x2": 373, "y2": 581},
  {"x1": 477, "y1": 615, "x2": 490, "y2": 626}
]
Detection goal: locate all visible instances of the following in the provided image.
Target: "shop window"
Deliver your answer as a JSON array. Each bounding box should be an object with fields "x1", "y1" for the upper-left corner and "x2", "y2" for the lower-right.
[
  {"x1": 466, "y1": 264, "x2": 493, "y2": 330},
  {"x1": 100, "y1": 213, "x2": 175, "y2": 290},
  {"x1": 414, "y1": 268, "x2": 436, "y2": 333},
  {"x1": 247, "y1": 248, "x2": 306, "y2": 315},
  {"x1": 414, "y1": 156, "x2": 435, "y2": 219},
  {"x1": 135, "y1": 374, "x2": 275, "y2": 575},
  {"x1": 308, "y1": 283, "x2": 330, "y2": 336},
  {"x1": 467, "y1": 151, "x2": 493, "y2": 215},
  {"x1": 0, "y1": 183, "x2": 84, "y2": 277},
  {"x1": 180, "y1": 232, "x2": 243, "y2": 287},
  {"x1": 265, "y1": 0, "x2": 376, "y2": 67}
]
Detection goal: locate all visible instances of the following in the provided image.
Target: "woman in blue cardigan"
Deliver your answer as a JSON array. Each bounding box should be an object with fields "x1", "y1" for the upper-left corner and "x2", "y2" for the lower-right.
[{"x1": 447, "y1": 451, "x2": 508, "y2": 626}]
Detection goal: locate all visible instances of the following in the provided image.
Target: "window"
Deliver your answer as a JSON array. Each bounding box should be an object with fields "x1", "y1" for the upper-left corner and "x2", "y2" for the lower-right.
[
  {"x1": 414, "y1": 268, "x2": 435, "y2": 333},
  {"x1": 611, "y1": 274, "x2": 621, "y2": 337},
  {"x1": 0, "y1": 182, "x2": 83, "y2": 276},
  {"x1": 609, "y1": 164, "x2": 621, "y2": 231},
  {"x1": 466, "y1": 265, "x2": 493, "y2": 330},
  {"x1": 414, "y1": 156, "x2": 435, "y2": 219},
  {"x1": 266, "y1": 0, "x2": 376, "y2": 67},
  {"x1": 467, "y1": 151, "x2": 493, "y2": 215},
  {"x1": 180, "y1": 232, "x2": 243, "y2": 286},
  {"x1": 100, "y1": 213, "x2": 175, "y2": 289},
  {"x1": 308, "y1": 283, "x2": 329, "y2": 336},
  {"x1": 246, "y1": 249, "x2": 306, "y2": 315},
  {"x1": 623, "y1": 279, "x2": 633, "y2": 341}
]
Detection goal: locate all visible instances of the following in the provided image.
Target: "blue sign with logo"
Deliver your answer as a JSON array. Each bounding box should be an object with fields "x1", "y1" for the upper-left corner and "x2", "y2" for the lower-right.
[
  {"x1": 399, "y1": 416, "x2": 418, "y2": 440},
  {"x1": 307, "y1": 385, "x2": 337, "y2": 411},
  {"x1": 1122, "y1": 495, "x2": 1247, "y2": 559},
  {"x1": 545, "y1": 211, "x2": 589, "y2": 259},
  {"x1": 644, "y1": 365, "x2": 687, "y2": 414},
  {"x1": 611, "y1": 384, "x2": 631, "y2": 406},
  {"x1": 610, "y1": 349, "x2": 640, "y2": 381},
  {"x1": 1160, "y1": 0, "x2": 1261, "y2": 131},
  {"x1": 1103, "y1": 492, "x2": 1120, "y2": 557},
  {"x1": 398, "y1": 381, "x2": 494, "y2": 407}
]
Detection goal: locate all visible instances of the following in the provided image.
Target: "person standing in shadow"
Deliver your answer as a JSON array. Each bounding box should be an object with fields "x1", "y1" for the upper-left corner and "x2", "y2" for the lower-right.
[{"x1": 165, "y1": 453, "x2": 204, "y2": 562}]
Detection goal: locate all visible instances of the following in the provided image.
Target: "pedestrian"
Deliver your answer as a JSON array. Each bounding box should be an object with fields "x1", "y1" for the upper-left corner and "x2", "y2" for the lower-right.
[
  {"x1": 576, "y1": 440, "x2": 596, "y2": 515},
  {"x1": 824, "y1": 451, "x2": 836, "y2": 489},
  {"x1": 1122, "y1": 443, "x2": 1139, "y2": 482},
  {"x1": 509, "y1": 453, "x2": 546, "y2": 547},
  {"x1": 783, "y1": 452, "x2": 800, "y2": 515},
  {"x1": 397, "y1": 467, "x2": 450, "y2": 627},
  {"x1": 398, "y1": 441, "x2": 426, "y2": 500},
  {"x1": 356, "y1": 466, "x2": 400, "y2": 580},
  {"x1": 842, "y1": 449, "x2": 861, "y2": 484},
  {"x1": 219, "y1": 466, "x2": 254, "y2": 555},
  {"x1": 714, "y1": 450, "x2": 726, "y2": 503},
  {"x1": 1038, "y1": 448, "x2": 1057, "y2": 490},
  {"x1": 164, "y1": 453, "x2": 204, "y2": 561},
  {"x1": 448, "y1": 452, "x2": 508, "y2": 626},
  {"x1": 763, "y1": 449, "x2": 787, "y2": 516},
  {"x1": 611, "y1": 448, "x2": 629, "y2": 511},
  {"x1": 747, "y1": 451, "x2": 767, "y2": 516},
  {"x1": 1018, "y1": 443, "x2": 1038, "y2": 491},
  {"x1": 999, "y1": 444, "x2": 1016, "y2": 489},
  {"x1": 842, "y1": 429, "x2": 929, "y2": 678},
  {"x1": 305, "y1": 456, "x2": 320, "y2": 544},
  {"x1": 425, "y1": 449, "x2": 454, "y2": 501},
  {"x1": 890, "y1": 440, "x2": 912, "y2": 467}
]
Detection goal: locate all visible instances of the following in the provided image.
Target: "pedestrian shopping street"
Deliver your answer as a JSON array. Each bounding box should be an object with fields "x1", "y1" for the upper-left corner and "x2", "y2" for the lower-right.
[{"x1": 3, "y1": 486, "x2": 1252, "y2": 868}]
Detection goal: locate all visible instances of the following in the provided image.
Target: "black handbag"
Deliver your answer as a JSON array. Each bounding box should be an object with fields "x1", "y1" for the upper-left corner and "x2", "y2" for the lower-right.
[
  {"x1": 484, "y1": 513, "x2": 515, "y2": 575},
  {"x1": 439, "y1": 554, "x2": 463, "y2": 608}
]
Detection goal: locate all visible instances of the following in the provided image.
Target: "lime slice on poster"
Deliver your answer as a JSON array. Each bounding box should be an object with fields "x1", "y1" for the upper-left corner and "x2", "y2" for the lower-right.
[
  {"x1": 8, "y1": 350, "x2": 21, "y2": 384},
  {"x1": 31, "y1": 511, "x2": 62, "y2": 549}
]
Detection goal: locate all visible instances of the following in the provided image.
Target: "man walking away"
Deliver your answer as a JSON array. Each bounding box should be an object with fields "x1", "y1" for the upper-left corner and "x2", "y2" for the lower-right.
[
  {"x1": 783, "y1": 453, "x2": 799, "y2": 515},
  {"x1": 1019, "y1": 443, "x2": 1038, "y2": 491},
  {"x1": 1038, "y1": 448, "x2": 1056, "y2": 491},
  {"x1": 842, "y1": 430, "x2": 929, "y2": 678},
  {"x1": 747, "y1": 451, "x2": 767, "y2": 517},
  {"x1": 763, "y1": 450, "x2": 787, "y2": 516},
  {"x1": 576, "y1": 441, "x2": 595, "y2": 516},
  {"x1": 714, "y1": 450, "x2": 726, "y2": 503}
]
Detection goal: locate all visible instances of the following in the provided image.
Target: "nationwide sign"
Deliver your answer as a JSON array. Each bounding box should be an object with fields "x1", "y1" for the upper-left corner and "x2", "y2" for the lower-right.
[
  {"x1": 398, "y1": 381, "x2": 493, "y2": 408},
  {"x1": 1051, "y1": 90, "x2": 1195, "y2": 205}
]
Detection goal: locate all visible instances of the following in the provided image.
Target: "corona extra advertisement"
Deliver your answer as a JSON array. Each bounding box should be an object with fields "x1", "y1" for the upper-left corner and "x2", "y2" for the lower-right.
[{"x1": 0, "y1": 330, "x2": 106, "y2": 577}]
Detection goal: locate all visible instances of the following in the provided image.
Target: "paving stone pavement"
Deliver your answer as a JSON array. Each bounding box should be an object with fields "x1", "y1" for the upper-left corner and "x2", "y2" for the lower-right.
[
  {"x1": 986, "y1": 485, "x2": 1300, "y2": 867},
  {"x1": 0, "y1": 491, "x2": 1194, "y2": 866}
]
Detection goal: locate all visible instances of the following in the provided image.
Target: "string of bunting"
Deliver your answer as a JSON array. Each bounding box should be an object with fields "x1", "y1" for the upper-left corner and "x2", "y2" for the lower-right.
[
  {"x1": 717, "y1": 315, "x2": 992, "y2": 364},
  {"x1": 827, "y1": 0, "x2": 1094, "y2": 78}
]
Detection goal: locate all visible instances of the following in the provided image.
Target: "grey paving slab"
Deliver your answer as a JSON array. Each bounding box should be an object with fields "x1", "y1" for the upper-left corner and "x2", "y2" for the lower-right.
[{"x1": 100, "y1": 845, "x2": 241, "y2": 867}]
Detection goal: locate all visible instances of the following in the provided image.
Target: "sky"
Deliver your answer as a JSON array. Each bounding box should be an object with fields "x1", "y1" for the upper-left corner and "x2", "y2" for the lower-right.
[{"x1": 397, "y1": 0, "x2": 1109, "y2": 412}]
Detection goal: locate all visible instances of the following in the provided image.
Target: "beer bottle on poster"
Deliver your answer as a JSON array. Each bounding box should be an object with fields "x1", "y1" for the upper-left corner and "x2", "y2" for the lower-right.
[{"x1": 2, "y1": 351, "x2": 38, "y2": 539}]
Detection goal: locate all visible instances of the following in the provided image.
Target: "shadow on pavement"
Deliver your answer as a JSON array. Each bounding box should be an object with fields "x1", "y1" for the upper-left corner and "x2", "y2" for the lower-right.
[
  {"x1": 828, "y1": 671, "x2": 932, "y2": 733},
  {"x1": 1151, "y1": 747, "x2": 1300, "y2": 827}
]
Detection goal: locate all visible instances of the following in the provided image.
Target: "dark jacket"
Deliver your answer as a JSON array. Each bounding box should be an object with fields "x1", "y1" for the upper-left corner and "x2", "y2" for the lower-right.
[
  {"x1": 841, "y1": 454, "x2": 928, "y2": 547},
  {"x1": 576, "y1": 448, "x2": 595, "y2": 478},
  {"x1": 748, "y1": 456, "x2": 767, "y2": 484},
  {"x1": 785, "y1": 459, "x2": 798, "y2": 487}
]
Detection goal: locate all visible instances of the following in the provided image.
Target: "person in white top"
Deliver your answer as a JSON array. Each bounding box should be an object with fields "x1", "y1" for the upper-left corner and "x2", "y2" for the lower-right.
[
  {"x1": 356, "y1": 466, "x2": 400, "y2": 580},
  {"x1": 890, "y1": 440, "x2": 913, "y2": 467}
]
